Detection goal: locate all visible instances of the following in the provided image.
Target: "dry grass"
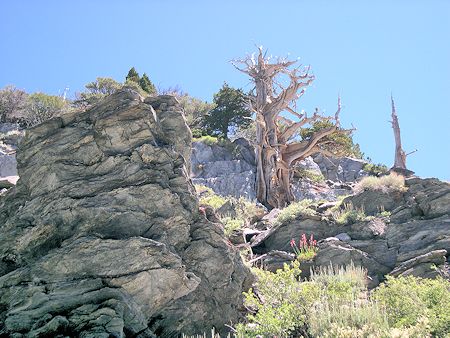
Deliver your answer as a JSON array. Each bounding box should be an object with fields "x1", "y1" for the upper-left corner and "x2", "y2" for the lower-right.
[{"x1": 354, "y1": 173, "x2": 407, "y2": 194}]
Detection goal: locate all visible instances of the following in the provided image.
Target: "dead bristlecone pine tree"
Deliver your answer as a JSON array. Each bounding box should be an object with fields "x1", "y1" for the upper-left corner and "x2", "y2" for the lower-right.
[
  {"x1": 233, "y1": 47, "x2": 352, "y2": 209},
  {"x1": 390, "y1": 95, "x2": 416, "y2": 176}
]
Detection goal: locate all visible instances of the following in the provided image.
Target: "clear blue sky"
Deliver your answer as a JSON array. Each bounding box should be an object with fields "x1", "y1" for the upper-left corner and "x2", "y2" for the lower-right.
[{"x1": 1, "y1": 1, "x2": 449, "y2": 180}]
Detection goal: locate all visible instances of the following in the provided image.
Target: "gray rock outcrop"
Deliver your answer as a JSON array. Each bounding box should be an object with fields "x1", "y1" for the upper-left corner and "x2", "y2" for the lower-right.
[
  {"x1": 251, "y1": 177, "x2": 450, "y2": 286},
  {"x1": 0, "y1": 90, "x2": 251, "y2": 337},
  {"x1": 191, "y1": 138, "x2": 256, "y2": 200},
  {"x1": 0, "y1": 123, "x2": 23, "y2": 179},
  {"x1": 313, "y1": 154, "x2": 368, "y2": 182}
]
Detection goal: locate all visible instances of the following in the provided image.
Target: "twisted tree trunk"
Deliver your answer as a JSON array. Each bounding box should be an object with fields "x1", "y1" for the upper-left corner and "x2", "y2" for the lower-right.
[{"x1": 234, "y1": 48, "x2": 348, "y2": 209}]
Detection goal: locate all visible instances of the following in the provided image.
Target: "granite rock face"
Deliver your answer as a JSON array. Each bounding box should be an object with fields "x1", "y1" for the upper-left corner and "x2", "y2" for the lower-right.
[
  {"x1": 313, "y1": 154, "x2": 368, "y2": 182},
  {"x1": 191, "y1": 138, "x2": 256, "y2": 200},
  {"x1": 0, "y1": 90, "x2": 251, "y2": 337}
]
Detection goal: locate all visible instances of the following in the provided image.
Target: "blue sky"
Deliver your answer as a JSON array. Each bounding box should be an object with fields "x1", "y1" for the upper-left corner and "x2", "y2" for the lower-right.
[{"x1": 1, "y1": 1, "x2": 449, "y2": 180}]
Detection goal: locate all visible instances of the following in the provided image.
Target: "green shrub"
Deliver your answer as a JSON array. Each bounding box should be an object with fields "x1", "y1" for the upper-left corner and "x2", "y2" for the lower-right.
[
  {"x1": 199, "y1": 194, "x2": 227, "y2": 210},
  {"x1": 198, "y1": 261, "x2": 448, "y2": 338},
  {"x1": 236, "y1": 260, "x2": 318, "y2": 337},
  {"x1": 182, "y1": 329, "x2": 228, "y2": 338},
  {"x1": 295, "y1": 168, "x2": 325, "y2": 183},
  {"x1": 274, "y1": 199, "x2": 316, "y2": 226},
  {"x1": 309, "y1": 298, "x2": 391, "y2": 338},
  {"x1": 363, "y1": 162, "x2": 389, "y2": 176},
  {"x1": 332, "y1": 203, "x2": 369, "y2": 225},
  {"x1": 373, "y1": 276, "x2": 450, "y2": 336},
  {"x1": 191, "y1": 128, "x2": 206, "y2": 138},
  {"x1": 354, "y1": 172, "x2": 407, "y2": 194},
  {"x1": 222, "y1": 217, "x2": 245, "y2": 236},
  {"x1": 195, "y1": 185, "x2": 227, "y2": 210},
  {"x1": 193, "y1": 135, "x2": 221, "y2": 145},
  {"x1": 194, "y1": 185, "x2": 263, "y2": 239},
  {"x1": 236, "y1": 262, "x2": 372, "y2": 337},
  {"x1": 309, "y1": 263, "x2": 367, "y2": 301},
  {"x1": 234, "y1": 196, "x2": 263, "y2": 221}
]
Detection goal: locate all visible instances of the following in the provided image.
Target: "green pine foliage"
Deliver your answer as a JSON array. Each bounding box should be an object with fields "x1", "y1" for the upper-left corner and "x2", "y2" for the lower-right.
[
  {"x1": 139, "y1": 73, "x2": 156, "y2": 94},
  {"x1": 125, "y1": 67, "x2": 140, "y2": 83},
  {"x1": 125, "y1": 67, "x2": 157, "y2": 95},
  {"x1": 300, "y1": 120, "x2": 363, "y2": 159},
  {"x1": 203, "y1": 83, "x2": 252, "y2": 139}
]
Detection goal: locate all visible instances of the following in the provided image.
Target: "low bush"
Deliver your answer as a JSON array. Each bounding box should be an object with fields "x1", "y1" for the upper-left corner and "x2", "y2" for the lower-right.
[
  {"x1": 187, "y1": 264, "x2": 449, "y2": 337},
  {"x1": 236, "y1": 262, "x2": 374, "y2": 337},
  {"x1": 221, "y1": 217, "x2": 245, "y2": 236},
  {"x1": 294, "y1": 168, "x2": 325, "y2": 183},
  {"x1": 354, "y1": 172, "x2": 407, "y2": 194},
  {"x1": 182, "y1": 329, "x2": 228, "y2": 338},
  {"x1": 309, "y1": 263, "x2": 367, "y2": 300},
  {"x1": 363, "y1": 162, "x2": 389, "y2": 176},
  {"x1": 236, "y1": 260, "x2": 316, "y2": 337},
  {"x1": 191, "y1": 128, "x2": 206, "y2": 139},
  {"x1": 193, "y1": 135, "x2": 221, "y2": 146},
  {"x1": 195, "y1": 185, "x2": 227, "y2": 209},
  {"x1": 194, "y1": 185, "x2": 263, "y2": 238},
  {"x1": 199, "y1": 194, "x2": 227, "y2": 211},
  {"x1": 332, "y1": 202, "x2": 369, "y2": 225},
  {"x1": 373, "y1": 275, "x2": 450, "y2": 336},
  {"x1": 273, "y1": 199, "x2": 316, "y2": 226}
]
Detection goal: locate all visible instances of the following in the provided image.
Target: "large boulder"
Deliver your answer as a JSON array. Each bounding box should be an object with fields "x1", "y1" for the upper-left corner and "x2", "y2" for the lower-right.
[
  {"x1": 313, "y1": 154, "x2": 368, "y2": 182},
  {"x1": 0, "y1": 89, "x2": 251, "y2": 337}
]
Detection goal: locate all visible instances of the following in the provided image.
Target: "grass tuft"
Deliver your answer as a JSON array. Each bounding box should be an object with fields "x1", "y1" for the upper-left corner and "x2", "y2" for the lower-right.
[
  {"x1": 354, "y1": 172, "x2": 407, "y2": 194},
  {"x1": 273, "y1": 199, "x2": 316, "y2": 226}
]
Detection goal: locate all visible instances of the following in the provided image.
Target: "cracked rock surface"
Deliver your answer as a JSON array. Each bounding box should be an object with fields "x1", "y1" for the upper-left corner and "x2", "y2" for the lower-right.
[{"x1": 0, "y1": 89, "x2": 252, "y2": 337}]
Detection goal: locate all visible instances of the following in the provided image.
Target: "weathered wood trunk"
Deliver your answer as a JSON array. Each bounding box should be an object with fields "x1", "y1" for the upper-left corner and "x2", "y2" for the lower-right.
[
  {"x1": 233, "y1": 47, "x2": 346, "y2": 209},
  {"x1": 255, "y1": 114, "x2": 293, "y2": 209},
  {"x1": 391, "y1": 96, "x2": 407, "y2": 169},
  {"x1": 253, "y1": 70, "x2": 294, "y2": 209}
]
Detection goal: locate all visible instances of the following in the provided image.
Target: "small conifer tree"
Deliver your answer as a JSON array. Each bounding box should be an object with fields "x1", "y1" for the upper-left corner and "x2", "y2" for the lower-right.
[
  {"x1": 139, "y1": 73, "x2": 156, "y2": 95},
  {"x1": 125, "y1": 67, "x2": 140, "y2": 84}
]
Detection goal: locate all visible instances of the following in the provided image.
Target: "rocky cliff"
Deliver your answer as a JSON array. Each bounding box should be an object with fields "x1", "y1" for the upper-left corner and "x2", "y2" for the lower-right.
[{"x1": 0, "y1": 90, "x2": 252, "y2": 337}]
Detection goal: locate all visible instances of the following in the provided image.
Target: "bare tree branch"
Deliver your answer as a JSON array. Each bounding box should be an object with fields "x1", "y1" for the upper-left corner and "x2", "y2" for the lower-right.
[{"x1": 234, "y1": 47, "x2": 351, "y2": 208}]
